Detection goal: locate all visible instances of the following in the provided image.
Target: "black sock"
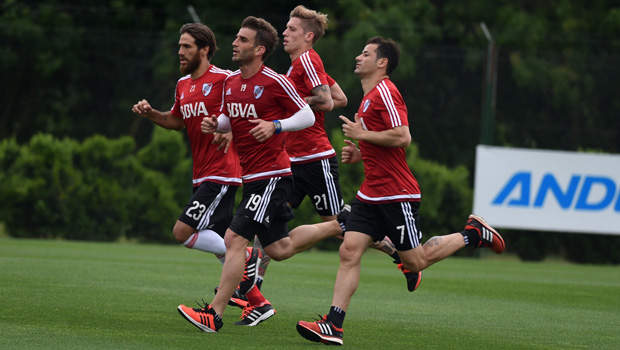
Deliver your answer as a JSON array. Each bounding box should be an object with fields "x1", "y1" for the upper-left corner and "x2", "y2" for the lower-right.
[
  {"x1": 460, "y1": 230, "x2": 480, "y2": 247},
  {"x1": 391, "y1": 252, "x2": 401, "y2": 264},
  {"x1": 256, "y1": 278, "x2": 263, "y2": 291},
  {"x1": 327, "y1": 306, "x2": 346, "y2": 329}
]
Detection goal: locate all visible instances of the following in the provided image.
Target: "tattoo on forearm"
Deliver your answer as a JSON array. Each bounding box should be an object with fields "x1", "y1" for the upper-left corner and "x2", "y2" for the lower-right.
[{"x1": 423, "y1": 237, "x2": 442, "y2": 247}]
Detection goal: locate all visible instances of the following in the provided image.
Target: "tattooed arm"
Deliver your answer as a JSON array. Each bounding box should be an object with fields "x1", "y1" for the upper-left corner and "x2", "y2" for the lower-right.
[{"x1": 305, "y1": 84, "x2": 334, "y2": 112}]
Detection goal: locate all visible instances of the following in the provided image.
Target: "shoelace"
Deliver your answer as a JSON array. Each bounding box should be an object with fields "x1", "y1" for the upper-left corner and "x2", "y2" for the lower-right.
[
  {"x1": 192, "y1": 299, "x2": 210, "y2": 313},
  {"x1": 240, "y1": 306, "x2": 256, "y2": 319}
]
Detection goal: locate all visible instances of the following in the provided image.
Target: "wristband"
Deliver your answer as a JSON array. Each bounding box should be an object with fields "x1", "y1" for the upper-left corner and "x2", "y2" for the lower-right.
[{"x1": 273, "y1": 120, "x2": 282, "y2": 134}]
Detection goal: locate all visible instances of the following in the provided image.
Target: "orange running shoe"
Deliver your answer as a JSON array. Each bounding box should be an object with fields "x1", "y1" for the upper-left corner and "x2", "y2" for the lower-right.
[
  {"x1": 177, "y1": 303, "x2": 222, "y2": 333},
  {"x1": 297, "y1": 315, "x2": 344, "y2": 345},
  {"x1": 464, "y1": 214, "x2": 505, "y2": 254}
]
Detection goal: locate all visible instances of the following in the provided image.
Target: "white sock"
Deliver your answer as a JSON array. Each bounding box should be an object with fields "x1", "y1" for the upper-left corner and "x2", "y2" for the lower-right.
[{"x1": 182, "y1": 229, "x2": 226, "y2": 255}]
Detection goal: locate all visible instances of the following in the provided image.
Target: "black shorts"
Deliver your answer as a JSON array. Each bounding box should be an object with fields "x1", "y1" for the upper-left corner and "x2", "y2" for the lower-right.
[
  {"x1": 289, "y1": 156, "x2": 344, "y2": 216},
  {"x1": 177, "y1": 182, "x2": 239, "y2": 237},
  {"x1": 345, "y1": 198, "x2": 423, "y2": 251},
  {"x1": 229, "y1": 176, "x2": 295, "y2": 247}
]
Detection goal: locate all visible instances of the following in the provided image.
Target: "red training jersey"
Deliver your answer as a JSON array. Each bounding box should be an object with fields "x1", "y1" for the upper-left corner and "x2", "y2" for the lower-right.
[
  {"x1": 170, "y1": 65, "x2": 242, "y2": 187},
  {"x1": 284, "y1": 49, "x2": 335, "y2": 164},
  {"x1": 355, "y1": 79, "x2": 421, "y2": 203},
  {"x1": 221, "y1": 65, "x2": 308, "y2": 182}
]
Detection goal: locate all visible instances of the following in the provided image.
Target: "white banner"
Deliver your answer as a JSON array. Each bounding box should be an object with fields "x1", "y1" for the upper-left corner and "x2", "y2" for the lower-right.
[{"x1": 473, "y1": 145, "x2": 620, "y2": 235}]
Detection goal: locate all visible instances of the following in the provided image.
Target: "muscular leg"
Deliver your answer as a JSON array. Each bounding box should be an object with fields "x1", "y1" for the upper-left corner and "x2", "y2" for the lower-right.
[
  {"x1": 210, "y1": 229, "x2": 249, "y2": 316},
  {"x1": 398, "y1": 232, "x2": 466, "y2": 272},
  {"x1": 264, "y1": 220, "x2": 342, "y2": 261},
  {"x1": 331, "y1": 231, "x2": 373, "y2": 311}
]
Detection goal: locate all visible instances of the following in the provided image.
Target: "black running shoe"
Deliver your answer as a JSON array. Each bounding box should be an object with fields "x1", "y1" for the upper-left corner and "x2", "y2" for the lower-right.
[
  {"x1": 234, "y1": 303, "x2": 276, "y2": 326},
  {"x1": 397, "y1": 263, "x2": 422, "y2": 292},
  {"x1": 238, "y1": 247, "x2": 261, "y2": 294}
]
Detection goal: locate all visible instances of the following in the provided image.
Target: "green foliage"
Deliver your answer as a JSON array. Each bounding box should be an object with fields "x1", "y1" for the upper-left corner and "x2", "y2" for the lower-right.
[
  {"x1": 405, "y1": 144, "x2": 472, "y2": 237},
  {"x1": 0, "y1": 130, "x2": 189, "y2": 243}
]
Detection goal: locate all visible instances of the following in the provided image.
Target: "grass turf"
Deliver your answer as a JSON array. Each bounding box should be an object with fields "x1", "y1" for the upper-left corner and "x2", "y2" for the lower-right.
[{"x1": 0, "y1": 238, "x2": 618, "y2": 349}]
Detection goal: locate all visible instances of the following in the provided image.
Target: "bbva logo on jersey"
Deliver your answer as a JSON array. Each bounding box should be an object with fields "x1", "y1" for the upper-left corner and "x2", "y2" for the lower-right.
[
  {"x1": 181, "y1": 102, "x2": 210, "y2": 120},
  {"x1": 227, "y1": 103, "x2": 257, "y2": 118}
]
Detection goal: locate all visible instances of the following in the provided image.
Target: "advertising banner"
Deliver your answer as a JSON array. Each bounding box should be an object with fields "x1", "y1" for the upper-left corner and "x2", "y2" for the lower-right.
[{"x1": 473, "y1": 145, "x2": 620, "y2": 235}]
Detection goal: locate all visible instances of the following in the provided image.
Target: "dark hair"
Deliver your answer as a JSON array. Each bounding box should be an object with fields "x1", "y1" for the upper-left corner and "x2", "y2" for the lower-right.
[
  {"x1": 241, "y1": 16, "x2": 279, "y2": 61},
  {"x1": 366, "y1": 36, "x2": 400, "y2": 75},
  {"x1": 180, "y1": 23, "x2": 218, "y2": 61}
]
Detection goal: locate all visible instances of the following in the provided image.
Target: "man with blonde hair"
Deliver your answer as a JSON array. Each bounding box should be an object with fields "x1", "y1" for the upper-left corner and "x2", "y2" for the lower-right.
[{"x1": 279, "y1": 5, "x2": 420, "y2": 293}]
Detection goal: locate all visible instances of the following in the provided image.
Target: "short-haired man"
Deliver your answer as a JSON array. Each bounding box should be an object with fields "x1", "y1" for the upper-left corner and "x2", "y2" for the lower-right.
[{"x1": 296, "y1": 36, "x2": 505, "y2": 345}]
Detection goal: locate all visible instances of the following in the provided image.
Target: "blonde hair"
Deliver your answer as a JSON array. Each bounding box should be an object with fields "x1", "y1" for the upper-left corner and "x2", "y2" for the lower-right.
[{"x1": 290, "y1": 5, "x2": 328, "y2": 44}]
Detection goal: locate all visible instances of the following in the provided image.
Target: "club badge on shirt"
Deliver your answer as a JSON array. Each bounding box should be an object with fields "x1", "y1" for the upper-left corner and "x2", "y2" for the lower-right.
[
  {"x1": 202, "y1": 83, "x2": 213, "y2": 96},
  {"x1": 363, "y1": 99, "x2": 371, "y2": 112},
  {"x1": 254, "y1": 86, "x2": 264, "y2": 99}
]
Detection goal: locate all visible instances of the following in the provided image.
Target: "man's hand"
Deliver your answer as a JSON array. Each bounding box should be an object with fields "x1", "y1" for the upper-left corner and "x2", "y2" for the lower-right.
[
  {"x1": 340, "y1": 113, "x2": 365, "y2": 141},
  {"x1": 131, "y1": 99, "x2": 154, "y2": 117},
  {"x1": 248, "y1": 119, "x2": 276, "y2": 142},
  {"x1": 341, "y1": 139, "x2": 362, "y2": 164},
  {"x1": 213, "y1": 132, "x2": 233, "y2": 153},
  {"x1": 201, "y1": 115, "x2": 219, "y2": 134}
]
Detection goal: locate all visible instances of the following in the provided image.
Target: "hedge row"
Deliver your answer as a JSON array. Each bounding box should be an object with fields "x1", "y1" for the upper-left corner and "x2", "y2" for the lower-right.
[
  {"x1": 0, "y1": 129, "x2": 189, "y2": 243},
  {"x1": 1, "y1": 130, "x2": 618, "y2": 264}
]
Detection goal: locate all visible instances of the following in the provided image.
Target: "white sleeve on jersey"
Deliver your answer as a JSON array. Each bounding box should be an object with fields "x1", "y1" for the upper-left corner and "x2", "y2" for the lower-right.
[{"x1": 280, "y1": 105, "x2": 315, "y2": 132}]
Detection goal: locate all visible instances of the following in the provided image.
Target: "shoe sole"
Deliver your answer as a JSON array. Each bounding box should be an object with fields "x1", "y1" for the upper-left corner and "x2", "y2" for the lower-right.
[
  {"x1": 229, "y1": 297, "x2": 250, "y2": 309},
  {"x1": 296, "y1": 323, "x2": 343, "y2": 346},
  {"x1": 234, "y1": 308, "x2": 276, "y2": 326},
  {"x1": 177, "y1": 306, "x2": 217, "y2": 333},
  {"x1": 469, "y1": 214, "x2": 505, "y2": 254},
  {"x1": 408, "y1": 271, "x2": 422, "y2": 292}
]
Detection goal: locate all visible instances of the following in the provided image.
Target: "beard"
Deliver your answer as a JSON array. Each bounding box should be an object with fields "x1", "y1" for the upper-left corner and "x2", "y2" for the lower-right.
[{"x1": 180, "y1": 54, "x2": 201, "y2": 75}]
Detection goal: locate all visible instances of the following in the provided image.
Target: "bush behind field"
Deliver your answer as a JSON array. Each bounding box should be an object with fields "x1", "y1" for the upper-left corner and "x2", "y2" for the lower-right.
[
  {"x1": 1, "y1": 130, "x2": 619, "y2": 264},
  {"x1": 0, "y1": 129, "x2": 189, "y2": 243}
]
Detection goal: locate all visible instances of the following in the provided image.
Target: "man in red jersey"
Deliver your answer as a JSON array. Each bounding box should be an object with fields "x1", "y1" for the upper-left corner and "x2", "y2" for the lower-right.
[
  {"x1": 296, "y1": 37, "x2": 506, "y2": 346},
  {"x1": 131, "y1": 22, "x2": 262, "y2": 326},
  {"x1": 279, "y1": 5, "x2": 418, "y2": 291},
  {"x1": 177, "y1": 16, "x2": 345, "y2": 333}
]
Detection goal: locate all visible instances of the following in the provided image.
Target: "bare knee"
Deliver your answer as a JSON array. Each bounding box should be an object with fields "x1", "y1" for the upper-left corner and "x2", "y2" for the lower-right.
[
  {"x1": 172, "y1": 221, "x2": 193, "y2": 245},
  {"x1": 339, "y1": 241, "x2": 363, "y2": 265}
]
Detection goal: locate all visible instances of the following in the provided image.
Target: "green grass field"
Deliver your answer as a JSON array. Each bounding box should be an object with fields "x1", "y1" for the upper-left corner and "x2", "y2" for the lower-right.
[{"x1": 0, "y1": 238, "x2": 618, "y2": 349}]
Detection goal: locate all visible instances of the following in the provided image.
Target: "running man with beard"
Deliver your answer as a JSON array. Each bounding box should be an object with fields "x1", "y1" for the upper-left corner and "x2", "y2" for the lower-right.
[{"x1": 131, "y1": 22, "x2": 261, "y2": 325}]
